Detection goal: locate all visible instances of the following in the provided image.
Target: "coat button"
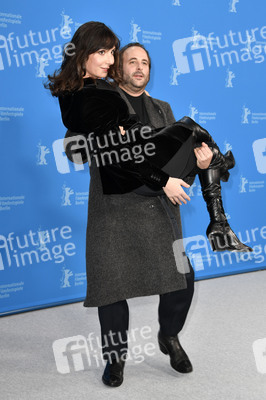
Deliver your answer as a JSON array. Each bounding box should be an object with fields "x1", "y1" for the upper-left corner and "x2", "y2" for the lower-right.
[{"x1": 149, "y1": 204, "x2": 155, "y2": 208}]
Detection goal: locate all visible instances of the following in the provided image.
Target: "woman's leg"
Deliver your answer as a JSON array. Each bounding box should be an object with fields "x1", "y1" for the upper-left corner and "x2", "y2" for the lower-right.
[
  {"x1": 153, "y1": 117, "x2": 253, "y2": 252},
  {"x1": 198, "y1": 168, "x2": 253, "y2": 252},
  {"x1": 179, "y1": 117, "x2": 252, "y2": 252}
]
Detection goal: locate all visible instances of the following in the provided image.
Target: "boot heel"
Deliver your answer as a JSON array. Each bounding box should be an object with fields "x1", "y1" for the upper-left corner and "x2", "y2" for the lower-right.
[{"x1": 158, "y1": 341, "x2": 169, "y2": 355}]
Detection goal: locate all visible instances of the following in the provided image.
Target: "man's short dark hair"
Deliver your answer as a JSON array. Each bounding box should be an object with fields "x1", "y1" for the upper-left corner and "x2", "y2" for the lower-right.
[
  {"x1": 119, "y1": 43, "x2": 151, "y2": 69},
  {"x1": 116, "y1": 43, "x2": 151, "y2": 84}
]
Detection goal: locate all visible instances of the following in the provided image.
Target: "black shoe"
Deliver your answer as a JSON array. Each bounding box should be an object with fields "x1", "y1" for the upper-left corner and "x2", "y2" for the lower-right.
[
  {"x1": 199, "y1": 169, "x2": 253, "y2": 252},
  {"x1": 207, "y1": 221, "x2": 253, "y2": 252},
  {"x1": 102, "y1": 358, "x2": 125, "y2": 387},
  {"x1": 158, "y1": 330, "x2": 193, "y2": 373}
]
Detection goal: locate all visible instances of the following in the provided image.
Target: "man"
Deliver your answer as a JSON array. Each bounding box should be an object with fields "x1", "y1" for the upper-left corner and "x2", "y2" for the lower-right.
[
  {"x1": 99, "y1": 43, "x2": 196, "y2": 387},
  {"x1": 63, "y1": 42, "x2": 213, "y2": 388},
  {"x1": 63, "y1": 41, "x2": 244, "y2": 387}
]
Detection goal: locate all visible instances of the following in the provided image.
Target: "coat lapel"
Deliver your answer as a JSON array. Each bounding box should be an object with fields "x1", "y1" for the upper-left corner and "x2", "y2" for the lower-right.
[
  {"x1": 116, "y1": 87, "x2": 165, "y2": 129},
  {"x1": 116, "y1": 87, "x2": 136, "y2": 114},
  {"x1": 143, "y1": 94, "x2": 165, "y2": 129}
]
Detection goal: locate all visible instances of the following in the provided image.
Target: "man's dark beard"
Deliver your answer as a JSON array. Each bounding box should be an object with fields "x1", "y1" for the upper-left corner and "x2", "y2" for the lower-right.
[{"x1": 123, "y1": 74, "x2": 150, "y2": 91}]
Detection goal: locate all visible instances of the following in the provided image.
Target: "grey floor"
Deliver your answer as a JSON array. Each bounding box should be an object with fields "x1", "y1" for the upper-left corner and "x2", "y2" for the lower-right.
[{"x1": 1, "y1": 270, "x2": 266, "y2": 400}]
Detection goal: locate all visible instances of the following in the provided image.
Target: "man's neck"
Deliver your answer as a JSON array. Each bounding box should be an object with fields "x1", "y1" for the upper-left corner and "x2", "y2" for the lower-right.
[{"x1": 119, "y1": 84, "x2": 145, "y2": 97}]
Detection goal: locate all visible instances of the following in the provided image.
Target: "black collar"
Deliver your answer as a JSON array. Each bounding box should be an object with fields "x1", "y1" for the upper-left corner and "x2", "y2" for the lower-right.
[{"x1": 83, "y1": 77, "x2": 96, "y2": 87}]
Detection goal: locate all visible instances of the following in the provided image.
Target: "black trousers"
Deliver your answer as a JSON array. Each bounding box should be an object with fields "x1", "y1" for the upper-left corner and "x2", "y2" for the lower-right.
[{"x1": 98, "y1": 263, "x2": 194, "y2": 360}]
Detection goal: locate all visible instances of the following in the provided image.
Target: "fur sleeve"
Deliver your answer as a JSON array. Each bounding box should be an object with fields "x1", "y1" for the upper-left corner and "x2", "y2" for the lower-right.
[{"x1": 59, "y1": 86, "x2": 130, "y2": 134}]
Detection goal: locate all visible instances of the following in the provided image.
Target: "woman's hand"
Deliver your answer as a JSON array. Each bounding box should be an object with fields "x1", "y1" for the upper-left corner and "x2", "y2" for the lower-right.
[
  {"x1": 194, "y1": 142, "x2": 213, "y2": 169},
  {"x1": 163, "y1": 177, "x2": 191, "y2": 205},
  {"x1": 119, "y1": 126, "x2": 126, "y2": 135}
]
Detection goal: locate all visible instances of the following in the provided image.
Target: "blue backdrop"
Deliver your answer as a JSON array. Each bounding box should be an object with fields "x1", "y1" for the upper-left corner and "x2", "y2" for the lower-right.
[{"x1": 1, "y1": 0, "x2": 266, "y2": 315}]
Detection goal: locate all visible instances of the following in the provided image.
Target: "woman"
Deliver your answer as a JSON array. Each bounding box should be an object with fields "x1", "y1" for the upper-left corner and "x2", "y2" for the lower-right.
[{"x1": 45, "y1": 21, "x2": 252, "y2": 387}]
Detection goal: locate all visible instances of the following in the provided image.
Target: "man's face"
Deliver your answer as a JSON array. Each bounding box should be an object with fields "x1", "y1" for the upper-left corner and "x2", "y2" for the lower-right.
[{"x1": 120, "y1": 46, "x2": 150, "y2": 94}]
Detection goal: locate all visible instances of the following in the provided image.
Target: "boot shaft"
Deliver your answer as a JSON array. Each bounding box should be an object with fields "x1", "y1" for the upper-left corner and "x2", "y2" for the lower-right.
[{"x1": 199, "y1": 169, "x2": 227, "y2": 224}]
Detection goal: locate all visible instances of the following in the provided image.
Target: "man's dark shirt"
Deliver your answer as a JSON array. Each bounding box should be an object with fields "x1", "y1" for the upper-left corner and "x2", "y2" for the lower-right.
[
  {"x1": 121, "y1": 89, "x2": 165, "y2": 196},
  {"x1": 121, "y1": 90, "x2": 150, "y2": 125}
]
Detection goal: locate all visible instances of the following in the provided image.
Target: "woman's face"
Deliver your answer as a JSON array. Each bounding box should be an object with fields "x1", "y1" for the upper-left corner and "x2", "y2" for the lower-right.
[{"x1": 84, "y1": 47, "x2": 116, "y2": 79}]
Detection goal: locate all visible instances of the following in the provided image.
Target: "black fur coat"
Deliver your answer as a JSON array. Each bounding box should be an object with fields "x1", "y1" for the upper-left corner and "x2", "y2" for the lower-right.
[{"x1": 59, "y1": 78, "x2": 192, "y2": 194}]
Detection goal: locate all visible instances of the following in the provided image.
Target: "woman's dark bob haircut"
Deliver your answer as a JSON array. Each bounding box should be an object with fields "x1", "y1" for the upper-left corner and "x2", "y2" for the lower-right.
[{"x1": 45, "y1": 21, "x2": 120, "y2": 96}]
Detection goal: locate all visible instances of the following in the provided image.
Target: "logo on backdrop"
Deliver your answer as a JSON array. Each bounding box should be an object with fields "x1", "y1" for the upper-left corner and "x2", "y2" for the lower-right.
[
  {"x1": 0, "y1": 11, "x2": 80, "y2": 74},
  {"x1": 0, "y1": 226, "x2": 76, "y2": 271},
  {"x1": 189, "y1": 103, "x2": 217, "y2": 125},
  {"x1": 172, "y1": 0, "x2": 181, "y2": 5},
  {"x1": 229, "y1": 0, "x2": 240, "y2": 13},
  {"x1": 38, "y1": 228, "x2": 49, "y2": 251},
  {"x1": 61, "y1": 184, "x2": 74, "y2": 206},
  {"x1": 53, "y1": 326, "x2": 155, "y2": 373},
  {"x1": 61, "y1": 184, "x2": 88, "y2": 207},
  {"x1": 172, "y1": 34, "x2": 211, "y2": 74},
  {"x1": 53, "y1": 138, "x2": 89, "y2": 174},
  {"x1": 239, "y1": 175, "x2": 249, "y2": 193},
  {"x1": 130, "y1": 19, "x2": 141, "y2": 42},
  {"x1": 129, "y1": 18, "x2": 162, "y2": 44},
  {"x1": 183, "y1": 235, "x2": 211, "y2": 271},
  {"x1": 59, "y1": 268, "x2": 86, "y2": 289},
  {"x1": 0, "y1": 194, "x2": 25, "y2": 212},
  {"x1": 170, "y1": 65, "x2": 181, "y2": 86},
  {"x1": 0, "y1": 106, "x2": 24, "y2": 122},
  {"x1": 172, "y1": 25, "x2": 266, "y2": 80},
  {"x1": 241, "y1": 106, "x2": 251, "y2": 124},
  {"x1": 224, "y1": 140, "x2": 233, "y2": 152},
  {"x1": 182, "y1": 226, "x2": 266, "y2": 271},
  {"x1": 60, "y1": 10, "x2": 74, "y2": 39},
  {"x1": 0, "y1": 12, "x2": 22, "y2": 29},
  {"x1": 189, "y1": 104, "x2": 198, "y2": 120},
  {"x1": 241, "y1": 105, "x2": 266, "y2": 124},
  {"x1": 252, "y1": 138, "x2": 266, "y2": 174},
  {"x1": 225, "y1": 68, "x2": 235, "y2": 87},
  {"x1": 239, "y1": 174, "x2": 265, "y2": 193},
  {"x1": 187, "y1": 182, "x2": 202, "y2": 198},
  {"x1": 60, "y1": 266, "x2": 73, "y2": 288},
  {"x1": 36, "y1": 141, "x2": 50, "y2": 165},
  {"x1": 35, "y1": 56, "x2": 49, "y2": 78}
]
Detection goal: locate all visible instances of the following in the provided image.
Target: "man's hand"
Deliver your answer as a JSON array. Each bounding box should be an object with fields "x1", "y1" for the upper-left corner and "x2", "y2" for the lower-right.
[
  {"x1": 163, "y1": 177, "x2": 191, "y2": 205},
  {"x1": 194, "y1": 142, "x2": 213, "y2": 169}
]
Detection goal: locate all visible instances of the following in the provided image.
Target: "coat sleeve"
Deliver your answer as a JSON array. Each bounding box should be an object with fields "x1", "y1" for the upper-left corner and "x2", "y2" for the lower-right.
[{"x1": 59, "y1": 87, "x2": 129, "y2": 133}]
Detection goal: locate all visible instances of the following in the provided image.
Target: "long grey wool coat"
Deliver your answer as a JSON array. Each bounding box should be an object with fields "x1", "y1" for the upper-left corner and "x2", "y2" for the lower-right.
[{"x1": 78, "y1": 83, "x2": 190, "y2": 307}]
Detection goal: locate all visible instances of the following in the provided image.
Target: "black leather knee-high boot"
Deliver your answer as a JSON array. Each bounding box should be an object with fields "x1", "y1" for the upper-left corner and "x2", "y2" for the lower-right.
[
  {"x1": 178, "y1": 116, "x2": 236, "y2": 181},
  {"x1": 179, "y1": 116, "x2": 252, "y2": 252},
  {"x1": 199, "y1": 169, "x2": 253, "y2": 252}
]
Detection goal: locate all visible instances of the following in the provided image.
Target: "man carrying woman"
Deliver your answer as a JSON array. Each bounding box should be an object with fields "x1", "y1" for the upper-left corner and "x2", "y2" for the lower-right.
[{"x1": 45, "y1": 21, "x2": 252, "y2": 388}]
